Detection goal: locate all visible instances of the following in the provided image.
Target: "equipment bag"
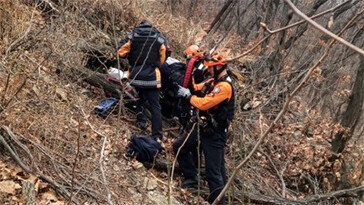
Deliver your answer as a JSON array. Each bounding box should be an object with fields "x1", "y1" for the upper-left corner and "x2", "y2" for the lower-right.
[
  {"x1": 125, "y1": 135, "x2": 163, "y2": 163},
  {"x1": 94, "y1": 98, "x2": 119, "y2": 118}
]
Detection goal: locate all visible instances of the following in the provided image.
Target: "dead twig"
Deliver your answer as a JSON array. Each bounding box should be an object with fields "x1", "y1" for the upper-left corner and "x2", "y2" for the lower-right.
[
  {"x1": 99, "y1": 136, "x2": 114, "y2": 205},
  {"x1": 261, "y1": 150, "x2": 287, "y2": 198},
  {"x1": 40, "y1": 0, "x2": 60, "y2": 13},
  {"x1": 0, "y1": 74, "x2": 11, "y2": 105},
  {"x1": 0, "y1": 78, "x2": 27, "y2": 114},
  {"x1": 69, "y1": 116, "x2": 82, "y2": 204}
]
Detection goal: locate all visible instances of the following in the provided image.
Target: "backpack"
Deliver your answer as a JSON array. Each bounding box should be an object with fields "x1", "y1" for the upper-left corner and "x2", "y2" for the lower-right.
[
  {"x1": 94, "y1": 98, "x2": 119, "y2": 118},
  {"x1": 126, "y1": 135, "x2": 163, "y2": 163},
  {"x1": 160, "y1": 61, "x2": 186, "y2": 98}
]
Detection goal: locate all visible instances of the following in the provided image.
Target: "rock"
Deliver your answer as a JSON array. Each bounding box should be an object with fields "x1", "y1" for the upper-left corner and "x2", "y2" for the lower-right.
[
  {"x1": 128, "y1": 188, "x2": 142, "y2": 204},
  {"x1": 32, "y1": 85, "x2": 41, "y2": 97},
  {"x1": 132, "y1": 161, "x2": 144, "y2": 170},
  {"x1": 158, "y1": 172, "x2": 167, "y2": 179},
  {"x1": 293, "y1": 130, "x2": 302, "y2": 138},
  {"x1": 70, "y1": 118, "x2": 78, "y2": 127},
  {"x1": 113, "y1": 164, "x2": 120, "y2": 171},
  {"x1": 143, "y1": 177, "x2": 157, "y2": 191},
  {"x1": 0, "y1": 180, "x2": 21, "y2": 195},
  {"x1": 243, "y1": 102, "x2": 252, "y2": 110},
  {"x1": 147, "y1": 190, "x2": 183, "y2": 205},
  {"x1": 56, "y1": 88, "x2": 68, "y2": 101},
  {"x1": 292, "y1": 130, "x2": 302, "y2": 142},
  {"x1": 81, "y1": 89, "x2": 90, "y2": 94}
]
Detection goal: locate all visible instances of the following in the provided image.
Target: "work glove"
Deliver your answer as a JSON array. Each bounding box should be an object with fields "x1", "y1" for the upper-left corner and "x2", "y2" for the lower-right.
[{"x1": 177, "y1": 85, "x2": 191, "y2": 99}]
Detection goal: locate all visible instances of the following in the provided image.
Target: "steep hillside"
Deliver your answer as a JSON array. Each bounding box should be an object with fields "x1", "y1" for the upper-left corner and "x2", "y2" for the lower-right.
[{"x1": 1, "y1": 0, "x2": 363, "y2": 205}]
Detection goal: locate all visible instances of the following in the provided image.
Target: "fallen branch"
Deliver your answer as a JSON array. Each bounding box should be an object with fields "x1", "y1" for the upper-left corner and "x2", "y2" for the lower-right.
[
  {"x1": 0, "y1": 133, "x2": 31, "y2": 173},
  {"x1": 69, "y1": 118, "x2": 82, "y2": 203},
  {"x1": 0, "y1": 132, "x2": 81, "y2": 205},
  {"x1": 302, "y1": 185, "x2": 364, "y2": 204},
  {"x1": 75, "y1": 68, "x2": 122, "y2": 96},
  {"x1": 20, "y1": 133, "x2": 102, "y2": 200},
  {"x1": 206, "y1": 0, "x2": 236, "y2": 34},
  {"x1": 237, "y1": 185, "x2": 364, "y2": 205},
  {"x1": 2, "y1": 126, "x2": 101, "y2": 202}
]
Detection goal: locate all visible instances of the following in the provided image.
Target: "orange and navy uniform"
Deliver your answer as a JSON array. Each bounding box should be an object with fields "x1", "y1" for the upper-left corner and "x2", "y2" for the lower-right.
[
  {"x1": 118, "y1": 40, "x2": 166, "y2": 67},
  {"x1": 118, "y1": 24, "x2": 167, "y2": 89},
  {"x1": 189, "y1": 75, "x2": 235, "y2": 131},
  {"x1": 190, "y1": 80, "x2": 232, "y2": 111}
]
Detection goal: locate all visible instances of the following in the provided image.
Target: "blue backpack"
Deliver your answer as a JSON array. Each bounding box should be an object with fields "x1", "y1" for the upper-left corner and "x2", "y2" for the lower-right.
[{"x1": 94, "y1": 98, "x2": 119, "y2": 118}]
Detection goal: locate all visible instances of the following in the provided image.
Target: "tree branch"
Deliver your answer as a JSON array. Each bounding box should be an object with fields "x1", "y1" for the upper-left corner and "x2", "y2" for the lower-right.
[
  {"x1": 228, "y1": 0, "x2": 351, "y2": 62},
  {"x1": 303, "y1": 185, "x2": 364, "y2": 204},
  {"x1": 283, "y1": 0, "x2": 364, "y2": 56},
  {"x1": 236, "y1": 186, "x2": 364, "y2": 205}
]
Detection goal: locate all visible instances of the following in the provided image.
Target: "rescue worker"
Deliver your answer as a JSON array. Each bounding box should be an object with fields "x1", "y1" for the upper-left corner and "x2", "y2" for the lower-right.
[
  {"x1": 118, "y1": 19, "x2": 168, "y2": 141},
  {"x1": 182, "y1": 44, "x2": 206, "y2": 88},
  {"x1": 177, "y1": 53, "x2": 235, "y2": 204},
  {"x1": 178, "y1": 44, "x2": 207, "y2": 126},
  {"x1": 172, "y1": 45, "x2": 212, "y2": 189}
]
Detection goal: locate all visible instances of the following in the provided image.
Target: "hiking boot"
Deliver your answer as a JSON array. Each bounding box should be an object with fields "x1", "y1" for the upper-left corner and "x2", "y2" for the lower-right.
[
  {"x1": 136, "y1": 121, "x2": 147, "y2": 131},
  {"x1": 181, "y1": 178, "x2": 198, "y2": 189}
]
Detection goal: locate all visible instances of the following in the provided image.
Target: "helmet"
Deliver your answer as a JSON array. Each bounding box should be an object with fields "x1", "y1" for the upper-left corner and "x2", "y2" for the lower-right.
[
  {"x1": 184, "y1": 45, "x2": 202, "y2": 58},
  {"x1": 203, "y1": 53, "x2": 227, "y2": 67}
]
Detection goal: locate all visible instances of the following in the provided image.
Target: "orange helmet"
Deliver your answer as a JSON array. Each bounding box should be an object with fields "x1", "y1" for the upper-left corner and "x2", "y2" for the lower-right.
[
  {"x1": 184, "y1": 45, "x2": 202, "y2": 58},
  {"x1": 203, "y1": 53, "x2": 227, "y2": 67}
]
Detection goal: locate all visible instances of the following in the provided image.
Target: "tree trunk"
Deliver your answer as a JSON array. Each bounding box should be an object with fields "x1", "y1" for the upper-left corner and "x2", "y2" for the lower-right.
[{"x1": 331, "y1": 55, "x2": 364, "y2": 153}]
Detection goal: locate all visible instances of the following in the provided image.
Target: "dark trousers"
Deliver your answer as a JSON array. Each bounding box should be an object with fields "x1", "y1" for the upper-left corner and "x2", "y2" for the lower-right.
[
  {"x1": 174, "y1": 124, "x2": 227, "y2": 204},
  {"x1": 136, "y1": 88, "x2": 162, "y2": 140},
  {"x1": 172, "y1": 127, "x2": 198, "y2": 180},
  {"x1": 201, "y1": 129, "x2": 227, "y2": 204}
]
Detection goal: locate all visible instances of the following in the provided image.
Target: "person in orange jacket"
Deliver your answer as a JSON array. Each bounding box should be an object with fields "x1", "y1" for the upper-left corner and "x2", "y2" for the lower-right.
[
  {"x1": 177, "y1": 53, "x2": 235, "y2": 204},
  {"x1": 172, "y1": 45, "x2": 207, "y2": 190},
  {"x1": 118, "y1": 19, "x2": 169, "y2": 141}
]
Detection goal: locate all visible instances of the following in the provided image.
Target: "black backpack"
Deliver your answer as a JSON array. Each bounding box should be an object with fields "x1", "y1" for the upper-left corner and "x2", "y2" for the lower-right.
[{"x1": 125, "y1": 135, "x2": 163, "y2": 163}]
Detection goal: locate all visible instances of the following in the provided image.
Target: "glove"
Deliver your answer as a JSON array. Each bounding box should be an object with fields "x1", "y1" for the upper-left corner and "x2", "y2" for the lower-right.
[{"x1": 177, "y1": 85, "x2": 191, "y2": 99}]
